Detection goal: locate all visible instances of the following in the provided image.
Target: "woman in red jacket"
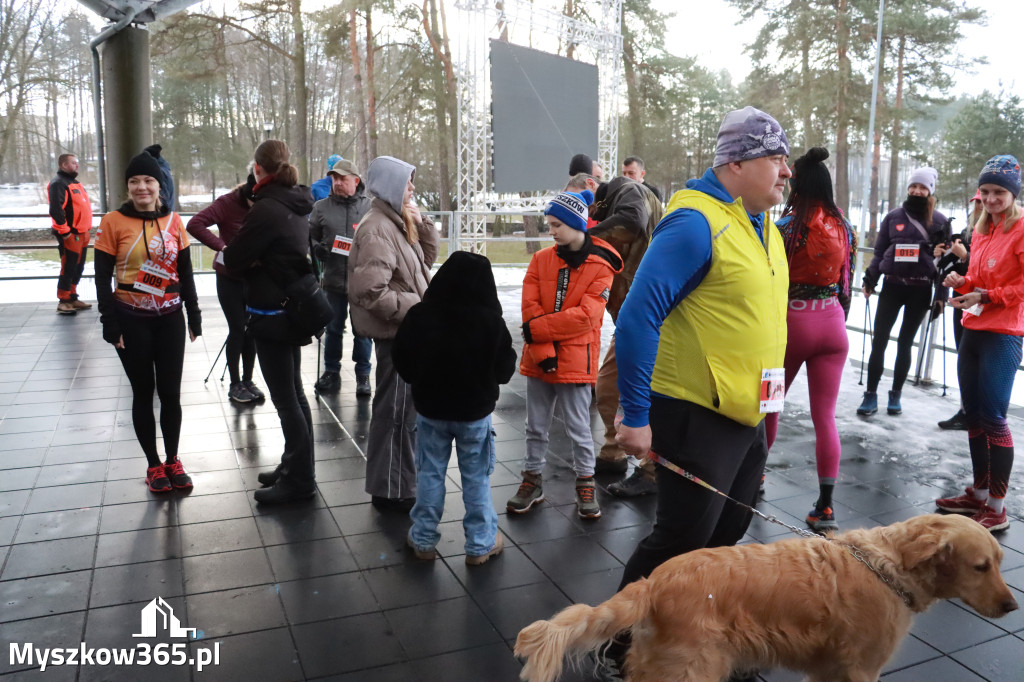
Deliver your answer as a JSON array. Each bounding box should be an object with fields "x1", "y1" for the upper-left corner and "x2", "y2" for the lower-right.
[
  {"x1": 187, "y1": 175, "x2": 265, "y2": 404},
  {"x1": 764, "y1": 147, "x2": 856, "y2": 532},
  {"x1": 936, "y1": 155, "x2": 1024, "y2": 531},
  {"x1": 506, "y1": 189, "x2": 622, "y2": 520}
]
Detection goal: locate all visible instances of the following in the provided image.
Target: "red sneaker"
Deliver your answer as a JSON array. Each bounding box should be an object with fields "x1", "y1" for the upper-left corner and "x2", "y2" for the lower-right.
[
  {"x1": 164, "y1": 459, "x2": 193, "y2": 490},
  {"x1": 972, "y1": 505, "x2": 1009, "y2": 532},
  {"x1": 146, "y1": 465, "x2": 172, "y2": 493},
  {"x1": 935, "y1": 487, "x2": 987, "y2": 514}
]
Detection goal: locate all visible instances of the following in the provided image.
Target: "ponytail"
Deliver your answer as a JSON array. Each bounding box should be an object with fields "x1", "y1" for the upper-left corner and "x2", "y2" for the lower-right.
[{"x1": 254, "y1": 139, "x2": 299, "y2": 187}]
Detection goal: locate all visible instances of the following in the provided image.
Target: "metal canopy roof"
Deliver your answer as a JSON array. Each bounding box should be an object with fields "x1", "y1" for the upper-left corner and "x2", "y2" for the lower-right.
[{"x1": 76, "y1": 0, "x2": 201, "y2": 24}]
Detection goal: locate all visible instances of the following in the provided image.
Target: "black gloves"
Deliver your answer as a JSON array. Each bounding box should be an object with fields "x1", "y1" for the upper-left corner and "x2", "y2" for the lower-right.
[
  {"x1": 521, "y1": 321, "x2": 534, "y2": 344},
  {"x1": 102, "y1": 319, "x2": 122, "y2": 345},
  {"x1": 187, "y1": 309, "x2": 202, "y2": 338}
]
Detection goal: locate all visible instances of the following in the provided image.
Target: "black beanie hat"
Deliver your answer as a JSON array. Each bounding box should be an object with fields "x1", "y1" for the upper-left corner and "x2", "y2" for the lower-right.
[
  {"x1": 125, "y1": 151, "x2": 163, "y2": 186},
  {"x1": 569, "y1": 153, "x2": 594, "y2": 177}
]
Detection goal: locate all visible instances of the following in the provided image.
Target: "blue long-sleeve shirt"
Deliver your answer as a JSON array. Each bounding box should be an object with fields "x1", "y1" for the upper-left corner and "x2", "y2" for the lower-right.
[{"x1": 616, "y1": 168, "x2": 766, "y2": 427}]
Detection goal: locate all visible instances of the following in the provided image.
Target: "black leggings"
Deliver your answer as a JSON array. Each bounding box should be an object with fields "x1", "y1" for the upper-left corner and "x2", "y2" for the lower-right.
[
  {"x1": 866, "y1": 281, "x2": 932, "y2": 393},
  {"x1": 216, "y1": 275, "x2": 256, "y2": 384},
  {"x1": 255, "y1": 337, "x2": 315, "y2": 486},
  {"x1": 115, "y1": 309, "x2": 186, "y2": 468},
  {"x1": 619, "y1": 398, "x2": 767, "y2": 588}
]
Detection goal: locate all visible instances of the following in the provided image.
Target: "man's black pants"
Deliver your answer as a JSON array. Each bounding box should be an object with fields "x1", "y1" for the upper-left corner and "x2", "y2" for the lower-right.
[{"x1": 619, "y1": 397, "x2": 768, "y2": 588}]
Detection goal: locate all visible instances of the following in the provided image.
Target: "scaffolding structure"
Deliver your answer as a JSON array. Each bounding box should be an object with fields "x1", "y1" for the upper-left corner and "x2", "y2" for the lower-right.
[{"x1": 454, "y1": 0, "x2": 623, "y2": 252}]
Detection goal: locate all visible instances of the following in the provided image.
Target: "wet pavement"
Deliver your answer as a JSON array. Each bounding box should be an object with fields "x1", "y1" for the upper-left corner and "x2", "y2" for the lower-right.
[{"x1": 1, "y1": 294, "x2": 1022, "y2": 681}]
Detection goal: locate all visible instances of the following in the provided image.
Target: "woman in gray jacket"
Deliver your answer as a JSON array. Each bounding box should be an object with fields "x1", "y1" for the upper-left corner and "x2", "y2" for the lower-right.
[{"x1": 348, "y1": 156, "x2": 438, "y2": 511}]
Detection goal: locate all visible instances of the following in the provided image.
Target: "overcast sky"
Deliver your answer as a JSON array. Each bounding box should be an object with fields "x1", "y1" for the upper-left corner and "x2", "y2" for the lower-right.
[
  {"x1": 650, "y1": 0, "x2": 1020, "y2": 99},
  {"x1": 64, "y1": 0, "x2": 1019, "y2": 99}
]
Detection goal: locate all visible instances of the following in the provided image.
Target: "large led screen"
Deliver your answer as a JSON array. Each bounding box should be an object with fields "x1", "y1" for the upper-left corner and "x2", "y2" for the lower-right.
[{"x1": 490, "y1": 40, "x2": 599, "y2": 193}]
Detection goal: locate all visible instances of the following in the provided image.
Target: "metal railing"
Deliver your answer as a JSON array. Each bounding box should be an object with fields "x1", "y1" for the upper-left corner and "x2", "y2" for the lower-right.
[{"x1": 0, "y1": 217, "x2": 993, "y2": 383}]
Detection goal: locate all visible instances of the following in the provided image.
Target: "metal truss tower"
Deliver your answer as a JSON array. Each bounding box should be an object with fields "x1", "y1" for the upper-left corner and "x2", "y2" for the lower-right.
[{"x1": 454, "y1": 0, "x2": 623, "y2": 252}]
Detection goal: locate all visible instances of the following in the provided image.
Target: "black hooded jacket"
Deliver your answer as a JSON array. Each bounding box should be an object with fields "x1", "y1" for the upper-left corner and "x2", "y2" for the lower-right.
[
  {"x1": 392, "y1": 252, "x2": 517, "y2": 421},
  {"x1": 223, "y1": 181, "x2": 315, "y2": 310}
]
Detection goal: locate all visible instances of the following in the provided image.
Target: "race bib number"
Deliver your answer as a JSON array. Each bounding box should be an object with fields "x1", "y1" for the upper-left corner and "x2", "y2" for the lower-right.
[
  {"x1": 759, "y1": 368, "x2": 785, "y2": 414},
  {"x1": 894, "y1": 244, "x2": 920, "y2": 263},
  {"x1": 332, "y1": 235, "x2": 353, "y2": 256},
  {"x1": 133, "y1": 260, "x2": 172, "y2": 296}
]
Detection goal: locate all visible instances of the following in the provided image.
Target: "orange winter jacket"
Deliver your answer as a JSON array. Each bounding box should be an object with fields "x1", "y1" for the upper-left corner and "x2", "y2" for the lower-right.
[
  {"x1": 957, "y1": 215, "x2": 1024, "y2": 336},
  {"x1": 520, "y1": 236, "x2": 622, "y2": 383}
]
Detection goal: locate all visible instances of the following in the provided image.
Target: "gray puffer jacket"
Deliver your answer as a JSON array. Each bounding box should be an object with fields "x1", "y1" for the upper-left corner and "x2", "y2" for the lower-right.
[
  {"x1": 348, "y1": 157, "x2": 438, "y2": 340},
  {"x1": 309, "y1": 185, "x2": 371, "y2": 294}
]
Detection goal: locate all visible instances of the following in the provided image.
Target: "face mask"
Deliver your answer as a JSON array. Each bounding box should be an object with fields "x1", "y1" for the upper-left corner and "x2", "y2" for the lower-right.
[{"x1": 904, "y1": 194, "x2": 929, "y2": 217}]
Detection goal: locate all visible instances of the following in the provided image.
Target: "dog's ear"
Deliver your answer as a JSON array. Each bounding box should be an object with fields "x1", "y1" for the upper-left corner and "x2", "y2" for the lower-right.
[
  {"x1": 899, "y1": 529, "x2": 946, "y2": 572},
  {"x1": 932, "y1": 542, "x2": 956, "y2": 578}
]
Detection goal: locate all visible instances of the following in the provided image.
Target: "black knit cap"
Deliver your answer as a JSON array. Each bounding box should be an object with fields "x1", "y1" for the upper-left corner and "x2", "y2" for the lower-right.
[
  {"x1": 124, "y1": 151, "x2": 163, "y2": 185},
  {"x1": 569, "y1": 153, "x2": 593, "y2": 177}
]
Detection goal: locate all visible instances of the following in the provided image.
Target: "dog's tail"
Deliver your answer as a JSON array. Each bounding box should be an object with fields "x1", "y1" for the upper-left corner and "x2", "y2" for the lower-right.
[{"x1": 514, "y1": 579, "x2": 652, "y2": 682}]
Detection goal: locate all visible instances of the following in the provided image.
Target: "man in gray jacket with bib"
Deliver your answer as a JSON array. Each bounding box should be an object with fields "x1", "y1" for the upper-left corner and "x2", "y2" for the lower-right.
[{"x1": 310, "y1": 159, "x2": 374, "y2": 396}]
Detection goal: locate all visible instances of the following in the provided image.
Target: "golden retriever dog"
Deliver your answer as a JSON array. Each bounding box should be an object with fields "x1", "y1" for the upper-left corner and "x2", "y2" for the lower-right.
[{"x1": 515, "y1": 514, "x2": 1017, "y2": 682}]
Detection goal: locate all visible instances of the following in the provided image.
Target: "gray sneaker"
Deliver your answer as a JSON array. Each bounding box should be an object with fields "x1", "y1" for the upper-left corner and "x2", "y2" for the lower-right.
[
  {"x1": 507, "y1": 472, "x2": 544, "y2": 514},
  {"x1": 228, "y1": 381, "x2": 255, "y2": 404},
  {"x1": 608, "y1": 468, "x2": 657, "y2": 498},
  {"x1": 575, "y1": 477, "x2": 601, "y2": 519}
]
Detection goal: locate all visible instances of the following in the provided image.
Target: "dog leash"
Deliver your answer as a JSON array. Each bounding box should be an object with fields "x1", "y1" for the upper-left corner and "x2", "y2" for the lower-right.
[{"x1": 646, "y1": 451, "x2": 916, "y2": 608}]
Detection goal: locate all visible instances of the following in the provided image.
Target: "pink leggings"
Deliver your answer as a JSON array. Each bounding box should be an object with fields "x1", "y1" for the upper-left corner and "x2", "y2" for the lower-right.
[{"x1": 765, "y1": 298, "x2": 849, "y2": 482}]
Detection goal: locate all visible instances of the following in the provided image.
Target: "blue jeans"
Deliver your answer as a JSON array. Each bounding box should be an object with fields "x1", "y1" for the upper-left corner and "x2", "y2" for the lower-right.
[
  {"x1": 408, "y1": 415, "x2": 498, "y2": 557},
  {"x1": 324, "y1": 290, "x2": 372, "y2": 376}
]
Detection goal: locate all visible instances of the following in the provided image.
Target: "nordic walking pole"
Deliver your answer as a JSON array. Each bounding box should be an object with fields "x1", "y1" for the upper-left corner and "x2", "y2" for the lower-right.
[
  {"x1": 941, "y1": 305, "x2": 948, "y2": 396},
  {"x1": 204, "y1": 337, "x2": 228, "y2": 385},
  {"x1": 913, "y1": 303, "x2": 934, "y2": 386},
  {"x1": 859, "y1": 297, "x2": 872, "y2": 385},
  {"x1": 310, "y1": 233, "x2": 324, "y2": 396}
]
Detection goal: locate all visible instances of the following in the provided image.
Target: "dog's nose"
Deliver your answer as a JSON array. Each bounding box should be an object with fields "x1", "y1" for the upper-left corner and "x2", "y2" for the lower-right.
[{"x1": 1002, "y1": 598, "x2": 1019, "y2": 614}]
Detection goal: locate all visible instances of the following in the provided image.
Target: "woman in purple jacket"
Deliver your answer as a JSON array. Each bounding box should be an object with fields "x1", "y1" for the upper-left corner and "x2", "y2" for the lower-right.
[
  {"x1": 859, "y1": 168, "x2": 951, "y2": 416},
  {"x1": 187, "y1": 176, "x2": 266, "y2": 404}
]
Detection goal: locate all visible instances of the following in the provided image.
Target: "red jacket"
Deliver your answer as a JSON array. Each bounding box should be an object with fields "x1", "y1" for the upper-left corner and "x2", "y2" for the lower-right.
[
  {"x1": 48, "y1": 170, "x2": 92, "y2": 236},
  {"x1": 520, "y1": 236, "x2": 622, "y2": 383},
  {"x1": 186, "y1": 189, "x2": 251, "y2": 277},
  {"x1": 958, "y1": 215, "x2": 1024, "y2": 336}
]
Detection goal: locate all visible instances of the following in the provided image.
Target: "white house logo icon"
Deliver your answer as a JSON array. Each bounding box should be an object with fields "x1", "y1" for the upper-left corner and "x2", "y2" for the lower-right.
[{"x1": 132, "y1": 597, "x2": 196, "y2": 639}]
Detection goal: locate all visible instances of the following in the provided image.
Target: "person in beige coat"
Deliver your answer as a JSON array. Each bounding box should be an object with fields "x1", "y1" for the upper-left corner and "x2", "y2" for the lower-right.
[{"x1": 348, "y1": 155, "x2": 438, "y2": 511}]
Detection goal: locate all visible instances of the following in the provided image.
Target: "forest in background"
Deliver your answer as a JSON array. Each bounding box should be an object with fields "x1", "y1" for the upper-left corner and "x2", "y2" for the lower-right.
[{"x1": 3, "y1": 0, "x2": 1024, "y2": 240}]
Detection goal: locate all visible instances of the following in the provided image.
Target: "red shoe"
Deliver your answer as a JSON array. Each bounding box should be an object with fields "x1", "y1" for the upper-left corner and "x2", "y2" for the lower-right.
[
  {"x1": 146, "y1": 465, "x2": 173, "y2": 493},
  {"x1": 164, "y1": 459, "x2": 193, "y2": 490},
  {"x1": 972, "y1": 505, "x2": 1009, "y2": 532},
  {"x1": 935, "y1": 487, "x2": 987, "y2": 514}
]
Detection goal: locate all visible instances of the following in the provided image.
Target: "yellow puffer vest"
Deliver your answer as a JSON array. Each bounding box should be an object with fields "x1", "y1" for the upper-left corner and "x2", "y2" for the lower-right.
[{"x1": 650, "y1": 189, "x2": 788, "y2": 426}]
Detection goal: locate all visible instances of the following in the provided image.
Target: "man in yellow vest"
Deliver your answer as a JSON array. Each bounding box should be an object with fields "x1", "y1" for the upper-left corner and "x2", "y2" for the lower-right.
[{"x1": 603, "y1": 107, "x2": 791, "y2": 680}]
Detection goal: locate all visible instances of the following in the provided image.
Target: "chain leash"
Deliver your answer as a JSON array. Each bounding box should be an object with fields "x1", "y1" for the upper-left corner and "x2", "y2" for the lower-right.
[{"x1": 646, "y1": 451, "x2": 915, "y2": 609}]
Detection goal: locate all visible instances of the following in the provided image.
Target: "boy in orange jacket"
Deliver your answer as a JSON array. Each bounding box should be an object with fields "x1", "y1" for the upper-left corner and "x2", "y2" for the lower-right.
[{"x1": 508, "y1": 189, "x2": 623, "y2": 519}]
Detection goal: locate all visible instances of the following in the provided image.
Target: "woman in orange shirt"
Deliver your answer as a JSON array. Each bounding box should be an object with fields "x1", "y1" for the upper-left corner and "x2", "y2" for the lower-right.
[
  {"x1": 936, "y1": 155, "x2": 1024, "y2": 531},
  {"x1": 94, "y1": 151, "x2": 202, "y2": 493}
]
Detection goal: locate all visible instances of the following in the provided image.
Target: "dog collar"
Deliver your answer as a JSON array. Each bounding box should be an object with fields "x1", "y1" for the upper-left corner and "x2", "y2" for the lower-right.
[{"x1": 838, "y1": 542, "x2": 916, "y2": 609}]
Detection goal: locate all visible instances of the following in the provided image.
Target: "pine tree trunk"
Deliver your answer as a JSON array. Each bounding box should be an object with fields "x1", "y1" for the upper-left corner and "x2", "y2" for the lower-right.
[
  {"x1": 622, "y1": 5, "x2": 643, "y2": 156},
  {"x1": 290, "y1": 0, "x2": 309, "y2": 184},
  {"x1": 887, "y1": 37, "x2": 905, "y2": 213},
  {"x1": 365, "y1": 9, "x2": 378, "y2": 161},
  {"x1": 348, "y1": 10, "x2": 369, "y2": 167},
  {"x1": 869, "y1": 73, "x2": 885, "y2": 241},
  {"x1": 835, "y1": 0, "x2": 850, "y2": 214}
]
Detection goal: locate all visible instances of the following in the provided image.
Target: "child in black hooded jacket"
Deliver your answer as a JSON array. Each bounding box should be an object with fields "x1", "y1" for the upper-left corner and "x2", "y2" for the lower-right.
[{"x1": 393, "y1": 251, "x2": 517, "y2": 565}]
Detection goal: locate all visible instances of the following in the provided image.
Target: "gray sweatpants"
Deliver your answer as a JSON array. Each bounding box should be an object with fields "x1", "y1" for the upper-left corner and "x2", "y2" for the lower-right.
[
  {"x1": 523, "y1": 377, "x2": 597, "y2": 477},
  {"x1": 364, "y1": 338, "x2": 417, "y2": 499}
]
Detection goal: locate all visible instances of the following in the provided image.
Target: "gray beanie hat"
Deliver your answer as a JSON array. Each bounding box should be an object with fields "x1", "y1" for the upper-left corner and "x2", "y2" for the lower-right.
[
  {"x1": 713, "y1": 106, "x2": 790, "y2": 168},
  {"x1": 908, "y1": 167, "x2": 938, "y2": 195}
]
